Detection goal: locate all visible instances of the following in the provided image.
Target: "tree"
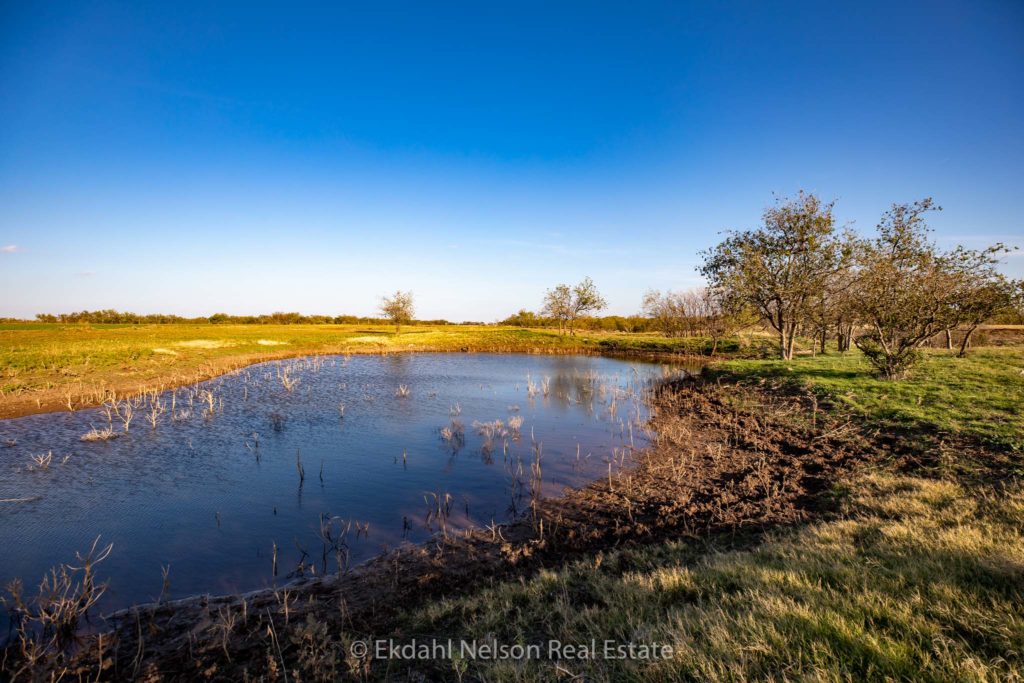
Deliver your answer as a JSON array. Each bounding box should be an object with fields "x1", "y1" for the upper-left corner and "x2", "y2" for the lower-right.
[
  {"x1": 567, "y1": 277, "x2": 607, "y2": 335},
  {"x1": 849, "y1": 199, "x2": 960, "y2": 379},
  {"x1": 700, "y1": 192, "x2": 850, "y2": 359},
  {"x1": 542, "y1": 278, "x2": 607, "y2": 335},
  {"x1": 943, "y1": 247, "x2": 1020, "y2": 357},
  {"x1": 500, "y1": 309, "x2": 543, "y2": 327},
  {"x1": 804, "y1": 260, "x2": 858, "y2": 355},
  {"x1": 541, "y1": 284, "x2": 573, "y2": 334},
  {"x1": 379, "y1": 291, "x2": 415, "y2": 332},
  {"x1": 642, "y1": 289, "x2": 709, "y2": 337},
  {"x1": 702, "y1": 287, "x2": 756, "y2": 356}
]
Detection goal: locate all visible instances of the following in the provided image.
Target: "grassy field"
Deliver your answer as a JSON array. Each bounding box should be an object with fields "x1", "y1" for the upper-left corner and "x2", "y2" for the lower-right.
[
  {"x1": 0, "y1": 323, "x2": 746, "y2": 418},
  {"x1": 713, "y1": 348, "x2": 1024, "y2": 451}
]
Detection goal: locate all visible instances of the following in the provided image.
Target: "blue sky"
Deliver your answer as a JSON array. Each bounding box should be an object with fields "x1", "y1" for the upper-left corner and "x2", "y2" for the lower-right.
[{"x1": 1, "y1": 1, "x2": 1022, "y2": 320}]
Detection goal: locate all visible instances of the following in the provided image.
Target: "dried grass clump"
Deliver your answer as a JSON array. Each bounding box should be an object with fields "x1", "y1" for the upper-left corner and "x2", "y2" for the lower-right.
[
  {"x1": 440, "y1": 419, "x2": 465, "y2": 450},
  {"x1": 80, "y1": 426, "x2": 119, "y2": 442}
]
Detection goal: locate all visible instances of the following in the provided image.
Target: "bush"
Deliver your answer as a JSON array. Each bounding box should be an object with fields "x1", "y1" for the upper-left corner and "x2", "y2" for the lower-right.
[{"x1": 855, "y1": 335, "x2": 921, "y2": 379}]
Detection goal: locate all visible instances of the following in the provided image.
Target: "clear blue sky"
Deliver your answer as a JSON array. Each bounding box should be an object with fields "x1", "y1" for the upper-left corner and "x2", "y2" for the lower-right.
[{"x1": 1, "y1": 1, "x2": 1022, "y2": 320}]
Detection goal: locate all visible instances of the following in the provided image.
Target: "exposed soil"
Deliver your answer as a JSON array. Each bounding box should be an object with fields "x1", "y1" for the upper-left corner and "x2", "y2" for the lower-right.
[{"x1": 1, "y1": 374, "x2": 919, "y2": 681}]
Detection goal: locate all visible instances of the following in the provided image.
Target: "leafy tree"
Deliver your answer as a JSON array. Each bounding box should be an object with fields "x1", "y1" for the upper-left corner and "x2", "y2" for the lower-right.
[
  {"x1": 541, "y1": 284, "x2": 573, "y2": 334},
  {"x1": 542, "y1": 278, "x2": 608, "y2": 335},
  {"x1": 944, "y1": 249, "x2": 1020, "y2": 357},
  {"x1": 379, "y1": 291, "x2": 415, "y2": 332},
  {"x1": 849, "y1": 199, "x2": 975, "y2": 378},
  {"x1": 702, "y1": 288, "x2": 756, "y2": 356},
  {"x1": 500, "y1": 309, "x2": 544, "y2": 327},
  {"x1": 700, "y1": 192, "x2": 850, "y2": 359},
  {"x1": 568, "y1": 277, "x2": 608, "y2": 335}
]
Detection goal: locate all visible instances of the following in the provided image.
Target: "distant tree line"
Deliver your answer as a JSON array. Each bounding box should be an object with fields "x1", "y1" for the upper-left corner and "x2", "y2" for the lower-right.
[
  {"x1": 32, "y1": 310, "x2": 478, "y2": 326},
  {"x1": 500, "y1": 310, "x2": 656, "y2": 333}
]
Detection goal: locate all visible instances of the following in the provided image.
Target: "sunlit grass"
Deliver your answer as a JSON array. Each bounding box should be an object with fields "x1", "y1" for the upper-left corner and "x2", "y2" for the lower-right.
[
  {"x1": 714, "y1": 348, "x2": 1024, "y2": 450},
  {"x1": 395, "y1": 473, "x2": 1024, "y2": 681}
]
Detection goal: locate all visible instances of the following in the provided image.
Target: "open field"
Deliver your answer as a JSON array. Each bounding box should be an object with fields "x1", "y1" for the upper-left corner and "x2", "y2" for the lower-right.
[{"x1": 0, "y1": 323, "x2": 760, "y2": 419}]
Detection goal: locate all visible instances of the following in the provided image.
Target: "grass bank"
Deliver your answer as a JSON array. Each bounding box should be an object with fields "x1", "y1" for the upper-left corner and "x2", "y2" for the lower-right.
[
  {"x1": 713, "y1": 348, "x2": 1024, "y2": 452},
  {"x1": 396, "y1": 472, "x2": 1023, "y2": 681},
  {"x1": 0, "y1": 323, "x2": 760, "y2": 419}
]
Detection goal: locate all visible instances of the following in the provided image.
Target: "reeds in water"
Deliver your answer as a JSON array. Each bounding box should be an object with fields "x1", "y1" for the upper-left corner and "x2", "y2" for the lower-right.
[
  {"x1": 2, "y1": 536, "x2": 113, "y2": 670},
  {"x1": 440, "y1": 419, "x2": 465, "y2": 450},
  {"x1": 26, "y1": 451, "x2": 53, "y2": 471},
  {"x1": 80, "y1": 426, "x2": 119, "y2": 442}
]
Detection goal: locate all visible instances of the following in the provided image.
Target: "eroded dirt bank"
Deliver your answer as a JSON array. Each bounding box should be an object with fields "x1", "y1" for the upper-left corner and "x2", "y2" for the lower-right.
[{"x1": 3, "y1": 374, "x2": 882, "y2": 681}]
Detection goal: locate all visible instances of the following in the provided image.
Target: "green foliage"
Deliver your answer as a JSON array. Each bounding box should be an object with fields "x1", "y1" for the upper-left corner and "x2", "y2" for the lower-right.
[
  {"x1": 542, "y1": 277, "x2": 608, "y2": 334},
  {"x1": 855, "y1": 336, "x2": 921, "y2": 380},
  {"x1": 700, "y1": 191, "x2": 851, "y2": 360}
]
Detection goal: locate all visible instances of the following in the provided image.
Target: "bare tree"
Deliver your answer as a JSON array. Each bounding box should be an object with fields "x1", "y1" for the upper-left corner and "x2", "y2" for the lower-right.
[
  {"x1": 642, "y1": 289, "x2": 683, "y2": 337},
  {"x1": 641, "y1": 287, "x2": 749, "y2": 347},
  {"x1": 700, "y1": 192, "x2": 850, "y2": 359},
  {"x1": 379, "y1": 291, "x2": 415, "y2": 332},
  {"x1": 543, "y1": 278, "x2": 607, "y2": 335}
]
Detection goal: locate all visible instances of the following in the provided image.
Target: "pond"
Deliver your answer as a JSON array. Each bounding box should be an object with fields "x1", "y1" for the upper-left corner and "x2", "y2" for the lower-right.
[{"x1": 0, "y1": 353, "x2": 688, "y2": 621}]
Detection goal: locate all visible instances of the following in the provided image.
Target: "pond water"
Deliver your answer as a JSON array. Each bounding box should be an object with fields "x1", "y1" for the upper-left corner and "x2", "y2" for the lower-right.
[{"x1": 0, "y1": 353, "x2": 686, "y2": 621}]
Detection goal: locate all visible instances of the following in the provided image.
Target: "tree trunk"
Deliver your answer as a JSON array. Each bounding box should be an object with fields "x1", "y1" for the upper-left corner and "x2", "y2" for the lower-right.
[
  {"x1": 944, "y1": 328, "x2": 953, "y2": 350},
  {"x1": 820, "y1": 329, "x2": 827, "y2": 354},
  {"x1": 957, "y1": 327, "x2": 976, "y2": 358},
  {"x1": 779, "y1": 329, "x2": 788, "y2": 360}
]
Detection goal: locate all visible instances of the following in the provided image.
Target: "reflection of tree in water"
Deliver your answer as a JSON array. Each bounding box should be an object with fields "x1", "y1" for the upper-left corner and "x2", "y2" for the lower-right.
[
  {"x1": 383, "y1": 353, "x2": 412, "y2": 374},
  {"x1": 545, "y1": 367, "x2": 626, "y2": 414}
]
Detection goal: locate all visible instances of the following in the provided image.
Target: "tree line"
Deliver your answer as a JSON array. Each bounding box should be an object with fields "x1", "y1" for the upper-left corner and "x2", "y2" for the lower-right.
[
  {"x1": 32, "y1": 309, "x2": 478, "y2": 326},
  {"x1": 700, "y1": 192, "x2": 1022, "y2": 378},
  {"x1": 509, "y1": 193, "x2": 1021, "y2": 377},
  {"x1": 23, "y1": 193, "x2": 1023, "y2": 381}
]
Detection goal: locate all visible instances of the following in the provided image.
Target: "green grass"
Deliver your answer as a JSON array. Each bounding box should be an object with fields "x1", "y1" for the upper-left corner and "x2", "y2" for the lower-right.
[
  {"x1": 713, "y1": 348, "x2": 1024, "y2": 451},
  {"x1": 392, "y1": 473, "x2": 1024, "y2": 682}
]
